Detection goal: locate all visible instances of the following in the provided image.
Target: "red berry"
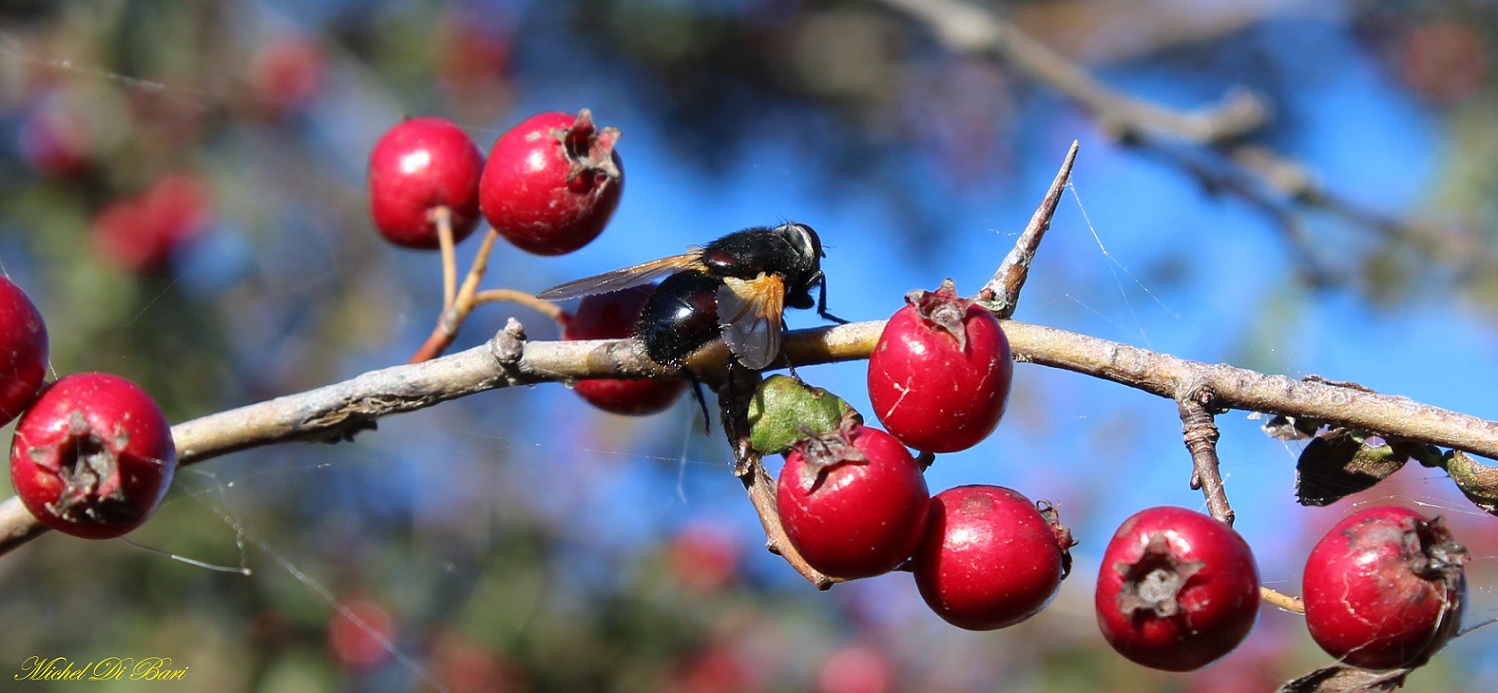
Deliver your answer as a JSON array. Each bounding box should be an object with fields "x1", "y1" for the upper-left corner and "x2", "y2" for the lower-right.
[
  {"x1": 479, "y1": 109, "x2": 623, "y2": 256},
  {"x1": 92, "y1": 200, "x2": 159, "y2": 273},
  {"x1": 867, "y1": 279, "x2": 1012, "y2": 453},
  {"x1": 19, "y1": 98, "x2": 91, "y2": 177},
  {"x1": 326, "y1": 598, "x2": 396, "y2": 670},
  {"x1": 667, "y1": 523, "x2": 739, "y2": 594},
  {"x1": 142, "y1": 173, "x2": 212, "y2": 242},
  {"x1": 1095, "y1": 506, "x2": 1260, "y2": 672},
  {"x1": 91, "y1": 173, "x2": 212, "y2": 274},
  {"x1": 912, "y1": 485, "x2": 1073, "y2": 630},
  {"x1": 248, "y1": 34, "x2": 325, "y2": 117},
  {"x1": 816, "y1": 644, "x2": 891, "y2": 693},
  {"x1": 776, "y1": 421, "x2": 929, "y2": 579},
  {"x1": 435, "y1": 10, "x2": 513, "y2": 95},
  {"x1": 9, "y1": 373, "x2": 177, "y2": 539},
  {"x1": 671, "y1": 645, "x2": 757, "y2": 692},
  {"x1": 367, "y1": 117, "x2": 484, "y2": 250},
  {"x1": 1302, "y1": 505, "x2": 1467, "y2": 670},
  {"x1": 561, "y1": 285, "x2": 687, "y2": 415},
  {"x1": 0, "y1": 277, "x2": 48, "y2": 428}
]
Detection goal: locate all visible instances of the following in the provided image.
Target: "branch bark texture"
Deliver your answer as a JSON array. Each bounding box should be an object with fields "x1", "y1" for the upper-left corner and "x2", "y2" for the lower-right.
[{"x1": 2, "y1": 316, "x2": 1494, "y2": 555}]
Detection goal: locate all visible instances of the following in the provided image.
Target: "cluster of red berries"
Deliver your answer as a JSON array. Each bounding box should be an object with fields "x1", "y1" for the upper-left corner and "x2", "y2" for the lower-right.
[
  {"x1": 767, "y1": 280, "x2": 1071, "y2": 631},
  {"x1": 0, "y1": 277, "x2": 177, "y2": 539},
  {"x1": 1098, "y1": 502, "x2": 1466, "y2": 672},
  {"x1": 367, "y1": 109, "x2": 666, "y2": 412},
  {"x1": 756, "y1": 280, "x2": 1469, "y2": 673},
  {"x1": 367, "y1": 110, "x2": 1472, "y2": 675},
  {"x1": 367, "y1": 109, "x2": 622, "y2": 254}
]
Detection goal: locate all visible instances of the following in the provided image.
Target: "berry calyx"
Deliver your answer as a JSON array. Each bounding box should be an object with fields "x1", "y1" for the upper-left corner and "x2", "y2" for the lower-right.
[
  {"x1": 1095, "y1": 506, "x2": 1260, "y2": 672},
  {"x1": 1302, "y1": 505, "x2": 1467, "y2": 671},
  {"x1": 479, "y1": 109, "x2": 623, "y2": 256},
  {"x1": 0, "y1": 276, "x2": 49, "y2": 427},
  {"x1": 912, "y1": 485, "x2": 1074, "y2": 630},
  {"x1": 9, "y1": 373, "x2": 177, "y2": 539},
  {"x1": 776, "y1": 418, "x2": 930, "y2": 579},
  {"x1": 561, "y1": 284, "x2": 687, "y2": 415},
  {"x1": 367, "y1": 116, "x2": 485, "y2": 250},
  {"x1": 867, "y1": 279, "x2": 1012, "y2": 453}
]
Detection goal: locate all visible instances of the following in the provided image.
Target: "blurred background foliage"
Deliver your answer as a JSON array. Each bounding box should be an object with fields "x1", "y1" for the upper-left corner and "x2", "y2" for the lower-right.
[{"x1": 1, "y1": 0, "x2": 1498, "y2": 691}]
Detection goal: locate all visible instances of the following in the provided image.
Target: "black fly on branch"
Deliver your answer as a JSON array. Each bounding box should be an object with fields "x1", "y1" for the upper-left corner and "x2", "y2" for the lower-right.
[
  {"x1": 539, "y1": 222, "x2": 847, "y2": 433},
  {"x1": 539, "y1": 222, "x2": 845, "y2": 370}
]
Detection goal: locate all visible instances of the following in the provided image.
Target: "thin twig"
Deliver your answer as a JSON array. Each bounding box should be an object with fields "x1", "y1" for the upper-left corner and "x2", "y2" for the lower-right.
[
  {"x1": 738, "y1": 450, "x2": 836, "y2": 590},
  {"x1": 877, "y1": 0, "x2": 1497, "y2": 289},
  {"x1": 984, "y1": 140, "x2": 1079, "y2": 317},
  {"x1": 869, "y1": 0, "x2": 1267, "y2": 144},
  {"x1": 718, "y1": 370, "x2": 837, "y2": 589},
  {"x1": 1136, "y1": 138, "x2": 1341, "y2": 287},
  {"x1": 1178, "y1": 387, "x2": 1233, "y2": 525}
]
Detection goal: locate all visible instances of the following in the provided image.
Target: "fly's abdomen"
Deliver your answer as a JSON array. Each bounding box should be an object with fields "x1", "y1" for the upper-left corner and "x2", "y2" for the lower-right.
[{"x1": 636, "y1": 272, "x2": 723, "y2": 367}]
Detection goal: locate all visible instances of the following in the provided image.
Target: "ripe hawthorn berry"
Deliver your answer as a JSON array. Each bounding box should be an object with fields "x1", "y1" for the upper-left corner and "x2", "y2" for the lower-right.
[
  {"x1": 19, "y1": 100, "x2": 91, "y2": 177},
  {"x1": 561, "y1": 284, "x2": 687, "y2": 415},
  {"x1": 1302, "y1": 505, "x2": 1467, "y2": 671},
  {"x1": 327, "y1": 598, "x2": 396, "y2": 670},
  {"x1": 367, "y1": 116, "x2": 485, "y2": 250},
  {"x1": 816, "y1": 644, "x2": 891, "y2": 693},
  {"x1": 91, "y1": 173, "x2": 212, "y2": 274},
  {"x1": 867, "y1": 279, "x2": 1012, "y2": 453},
  {"x1": 479, "y1": 109, "x2": 623, "y2": 256},
  {"x1": 248, "y1": 34, "x2": 325, "y2": 118},
  {"x1": 912, "y1": 485, "x2": 1074, "y2": 630},
  {"x1": 1095, "y1": 506, "x2": 1260, "y2": 672},
  {"x1": 776, "y1": 419, "x2": 929, "y2": 579},
  {"x1": 9, "y1": 373, "x2": 177, "y2": 539},
  {"x1": 667, "y1": 523, "x2": 739, "y2": 594},
  {"x1": 0, "y1": 276, "x2": 49, "y2": 428}
]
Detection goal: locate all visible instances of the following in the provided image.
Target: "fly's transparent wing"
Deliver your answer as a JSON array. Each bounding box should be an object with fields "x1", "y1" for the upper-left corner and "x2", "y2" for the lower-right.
[
  {"x1": 537, "y1": 250, "x2": 704, "y2": 300},
  {"x1": 716, "y1": 274, "x2": 786, "y2": 370}
]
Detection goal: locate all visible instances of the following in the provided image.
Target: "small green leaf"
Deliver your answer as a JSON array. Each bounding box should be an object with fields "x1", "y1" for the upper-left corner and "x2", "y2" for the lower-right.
[{"x1": 746, "y1": 375, "x2": 860, "y2": 456}]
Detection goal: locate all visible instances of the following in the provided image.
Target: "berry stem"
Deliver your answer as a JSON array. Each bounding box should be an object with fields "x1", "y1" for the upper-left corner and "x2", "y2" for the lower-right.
[
  {"x1": 408, "y1": 227, "x2": 505, "y2": 364},
  {"x1": 434, "y1": 206, "x2": 457, "y2": 311},
  {"x1": 983, "y1": 140, "x2": 1078, "y2": 319},
  {"x1": 1178, "y1": 388, "x2": 1234, "y2": 526},
  {"x1": 408, "y1": 323, "x2": 454, "y2": 364},
  {"x1": 471, "y1": 289, "x2": 566, "y2": 323},
  {"x1": 1260, "y1": 586, "x2": 1305, "y2": 614},
  {"x1": 455, "y1": 227, "x2": 503, "y2": 309}
]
